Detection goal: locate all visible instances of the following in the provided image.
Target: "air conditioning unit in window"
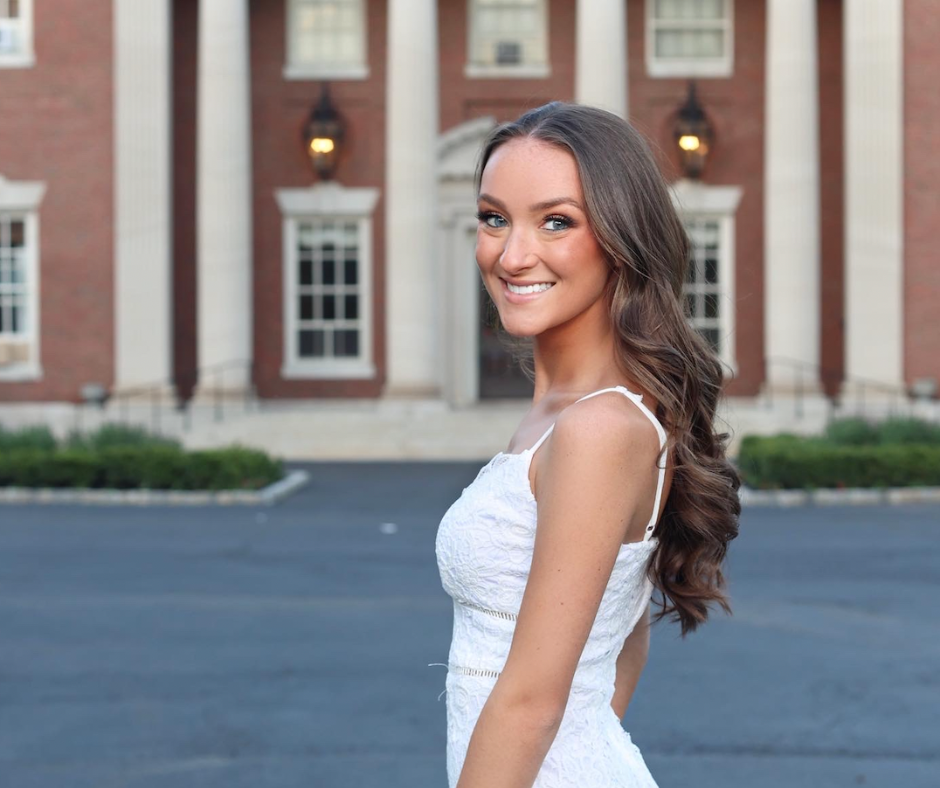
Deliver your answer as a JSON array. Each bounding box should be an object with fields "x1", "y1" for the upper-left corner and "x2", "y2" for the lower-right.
[
  {"x1": 0, "y1": 340, "x2": 30, "y2": 367},
  {"x1": 495, "y1": 41, "x2": 522, "y2": 65}
]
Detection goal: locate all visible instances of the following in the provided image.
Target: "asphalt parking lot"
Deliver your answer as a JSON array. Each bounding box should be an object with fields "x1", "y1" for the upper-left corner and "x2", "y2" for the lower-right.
[{"x1": 1, "y1": 462, "x2": 938, "y2": 788}]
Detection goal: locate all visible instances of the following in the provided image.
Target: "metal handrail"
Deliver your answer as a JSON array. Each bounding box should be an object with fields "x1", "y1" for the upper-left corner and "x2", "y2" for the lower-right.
[
  {"x1": 80, "y1": 359, "x2": 256, "y2": 435},
  {"x1": 762, "y1": 356, "x2": 935, "y2": 422}
]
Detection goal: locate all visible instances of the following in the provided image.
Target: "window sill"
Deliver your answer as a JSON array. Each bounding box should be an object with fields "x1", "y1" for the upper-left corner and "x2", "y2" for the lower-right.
[
  {"x1": 281, "y1": 360, "x2": 376, "y2": 380},
  {"x1": 646, "y1": 58, "x2": 733, "y2": 79},
  {"x1": 0, "y1": 53, "x2": 36, "y2": 69},
  {"x1": 282, "y1": 63, "x2": 369, "y2": 81},
  {"x1": 464, "y1": 63, "x2": 551, "y2": 80},
  {"x1": 0, "y1": 361, "x2": 43, "y2": 382}
]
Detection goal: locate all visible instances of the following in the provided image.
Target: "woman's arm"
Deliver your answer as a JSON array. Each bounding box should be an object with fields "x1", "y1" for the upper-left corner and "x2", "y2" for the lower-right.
[
  {"x1": 455, "y1": 396, "x2": 663, "y2": 788},
  {"x1": 611, "y1": 604, "x2": 650, "y2": 720}
]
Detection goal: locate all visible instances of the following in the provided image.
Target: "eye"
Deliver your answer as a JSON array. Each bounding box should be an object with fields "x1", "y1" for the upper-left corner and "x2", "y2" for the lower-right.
[
  {"x1": 476, "y1": 210, "x2": 507, "y2": 229},
  {"x1": 541, "y1": 215, "x2": 572, "y2": 232}
]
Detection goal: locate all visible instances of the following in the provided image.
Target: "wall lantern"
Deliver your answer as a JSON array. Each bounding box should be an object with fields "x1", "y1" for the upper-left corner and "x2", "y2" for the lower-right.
[
  {"x1": 302, "y1": 85, "x2": 345, "y2": 180},
  {"x1": 673, "y1": 81, "x2": 713, "y2": 179}
]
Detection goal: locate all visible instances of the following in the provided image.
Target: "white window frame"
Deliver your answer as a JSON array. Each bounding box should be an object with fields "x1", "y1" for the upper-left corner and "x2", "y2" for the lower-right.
[
  {"x1": 0, "y1": 0, "x2": 35, "y2": 69},
  {"x1": 646, "y1": 0, "x2": 734, "y2": 78},
  {"x1": 669, "y1": 180, "x2": 741, "y2": 377},
  {"x1": 0, "y1": 175, "x2": 46, "y2": 381},
  {"x1": 465, "y1": 0, "x2": 550, "y2": 79},
  {"x1": 283, "y1": 0, "x2": 368, "y2": 81},
  {"x1": 275, "y1": 182, "x2": 379, "y2": 380}
]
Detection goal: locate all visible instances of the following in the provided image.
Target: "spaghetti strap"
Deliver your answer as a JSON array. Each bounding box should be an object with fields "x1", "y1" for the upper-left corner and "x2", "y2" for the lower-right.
[{"x1": 573, "y1": 386, "x2": 669, "y2": 541}]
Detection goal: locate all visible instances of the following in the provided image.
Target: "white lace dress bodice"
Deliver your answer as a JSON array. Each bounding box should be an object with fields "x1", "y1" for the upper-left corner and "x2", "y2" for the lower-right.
[{"x1": 432, "y1": 386, "x2": 666, "y2": 788}]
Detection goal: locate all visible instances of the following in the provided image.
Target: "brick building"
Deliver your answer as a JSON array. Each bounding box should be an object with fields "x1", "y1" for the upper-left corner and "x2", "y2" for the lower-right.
[{"x1": 0, "y1": 0, "x2": 937, "y2": 449}]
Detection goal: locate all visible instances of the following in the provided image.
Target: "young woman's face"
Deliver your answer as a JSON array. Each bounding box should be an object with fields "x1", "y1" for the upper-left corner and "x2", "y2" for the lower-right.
[{"x1": 476, "y1": 137, "x2": 611, "y2": 338}]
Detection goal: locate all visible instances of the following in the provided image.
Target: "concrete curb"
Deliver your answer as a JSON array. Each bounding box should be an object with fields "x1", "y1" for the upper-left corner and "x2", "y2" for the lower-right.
[
  {"x1": 740, "y1": 485, "x2": 940, "y2": 507},
  {"x1": 0, "y1": 469, "x2": 310, "y2": 507}
]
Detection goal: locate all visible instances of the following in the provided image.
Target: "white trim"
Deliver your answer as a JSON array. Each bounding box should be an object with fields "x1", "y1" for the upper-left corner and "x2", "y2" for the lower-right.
[
  {"x1": 669, "y1": 180, "x2": 741, "y2": 378},
  {"x1": 276, "y1": 183, "x2": 379, "y2": 381},
  {"x1": 0, "y1": 209, "x2": 43, "y2": 382},
  {"x1": 669, "y1": 179, "x2": 742, "y2": 215},
  {"x1": 282, "y1": 63, "x2": 369, "y2": 81},
  {"x1": 645, "y1": 0, "x2": 734, "y2": 79},
  {"x1": 0, "y1": 174, "x2": 46, "y2": 211},
  {"x1": 284, "y1": 0, "x2": 368, "y2": 80},
  {"x1": 0, "y1": 0, "x2": 35, "y2": 69},
  {"x1": 275, "y1": 182, "x2": 379, "y2": 216},
  {"x1": 464, "y1": 63, "x2": 551, "y2": 79}
]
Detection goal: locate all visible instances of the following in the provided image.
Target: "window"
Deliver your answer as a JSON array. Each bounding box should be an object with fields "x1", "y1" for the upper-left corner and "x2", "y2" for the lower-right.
[
  {"x1": 0, "y1": 212, "x2": 40, "y2": 380},
  {"x1": 284, "y1": 0, "x2": 367, "y2": 80},
  {"x1": 683, "y1": 218, "x2": 724, "y2": 352},
  {"x1": 276, "y1": 184, "x2": 378, "y2": 379},
  {"x1": 467, "y1": 0, "x2": 549, "y2": 78},
  {"x1": 670, "y1": 181, "x2": 741, "y2": 375},
  {"x1": 0, "y1": 0, "x2": 34, "y2": 68},
  {"x1": 646, "y1": 0, "x2": 733, "y2": 78}
]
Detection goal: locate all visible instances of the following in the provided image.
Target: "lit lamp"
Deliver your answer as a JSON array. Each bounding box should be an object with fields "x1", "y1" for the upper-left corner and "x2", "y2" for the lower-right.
[
  {"x1": 302, "y1": 86, "x2": 345, "y2": 180},
  {"x1": 673, "y1": 81, "x2": 713, "y2": 179}
]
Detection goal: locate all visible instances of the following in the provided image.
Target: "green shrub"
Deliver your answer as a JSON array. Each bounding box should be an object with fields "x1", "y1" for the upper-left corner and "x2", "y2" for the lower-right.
[
  {"x1": 875, "y1": 416, "x2": 940, "y2": 446},
  {"x1": 823, "y1": 417, "x2": 878, "y2": 446},
  {"x1": 0, "y1": 444, "x2": 283, "y2": 490},
  {"x1": 738, "y1": 437, "x2": 940, "y2": 489},
  {"x1": 0, "y1": 425, "x2": 58, "y2": 453},
  {"x1": 64, "y1": 424, "x2": 182, "y2": 452}
]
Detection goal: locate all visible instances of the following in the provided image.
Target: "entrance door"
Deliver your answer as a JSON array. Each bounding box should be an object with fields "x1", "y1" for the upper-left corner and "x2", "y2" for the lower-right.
[{"x1": 478, "y1": 279, "x2": 534, "y2": 399}]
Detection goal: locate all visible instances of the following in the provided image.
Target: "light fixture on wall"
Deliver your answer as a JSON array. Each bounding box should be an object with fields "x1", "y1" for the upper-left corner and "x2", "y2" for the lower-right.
[
  {"x1": 303, "y1": 85, "x2": 345, "y2": 180},
  {"x1": 673, "y1": 81, "x2": 713, "y2": 179}
]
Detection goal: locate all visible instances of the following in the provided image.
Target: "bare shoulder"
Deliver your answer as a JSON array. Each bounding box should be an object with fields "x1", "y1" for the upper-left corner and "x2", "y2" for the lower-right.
[{"x1": 548, "y1": 391, "x2": 662, "y2": 467}]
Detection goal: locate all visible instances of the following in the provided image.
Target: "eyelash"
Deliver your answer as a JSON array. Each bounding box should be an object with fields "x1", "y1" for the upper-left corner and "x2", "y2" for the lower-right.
[{"x1": 475, "y1": 211, "x2": 574, "y2": 232}]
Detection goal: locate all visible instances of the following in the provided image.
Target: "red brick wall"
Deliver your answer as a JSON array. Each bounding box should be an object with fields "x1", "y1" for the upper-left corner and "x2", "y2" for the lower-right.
[
  {"x1": 627, "y1": 0, "x2": 766, "y2": 396},
  {"x1": 818, "y1": 0, "x2": 844, "y2": 398},
  {"x1": 904, "y1": 0, "x2": 940, "y2": 386},
  {"x1": 173, "y1": 0, "x2": 198, "y2": 401},
  {"x1": 0, "y1": 0, "x2": 113, "y2": 402},
  {"x1": 438, "y1": 0, "x2": 577, "y2": 130},
  {"x1": 249, "y1": 0, "x2": 387, "y2": 398}
]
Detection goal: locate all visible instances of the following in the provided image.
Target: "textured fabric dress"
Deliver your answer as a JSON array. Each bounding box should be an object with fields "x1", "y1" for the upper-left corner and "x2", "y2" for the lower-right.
[{"x1": 432, "y1": 386, "x2": 668, "y2": 788}]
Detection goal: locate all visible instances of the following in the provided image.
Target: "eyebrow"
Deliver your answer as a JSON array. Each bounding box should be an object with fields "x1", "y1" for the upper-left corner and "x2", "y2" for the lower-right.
[{"x1": 477, "y1": 193, "x2": 584, "y2": 213}]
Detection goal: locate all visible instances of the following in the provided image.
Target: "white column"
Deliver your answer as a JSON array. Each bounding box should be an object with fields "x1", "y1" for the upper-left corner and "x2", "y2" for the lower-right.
[
  {"x1": 196, "y1": 0, "x2": 253, "y2": 395},
  {"x1": 113, "y1": 0, "x2": 173, "y2": 397},
  {"x1": 762, "y1": 0, "x2": 822, "y2": 394},
  {"x1": 575, "y1": 0, "x2": 627, "y2": 118},
  {"x1": 843, "y1": 0, "x2": 904, "y2": 396},
  {"x1": 384, "y1": 0, "x2": 439, "y2": 396}
]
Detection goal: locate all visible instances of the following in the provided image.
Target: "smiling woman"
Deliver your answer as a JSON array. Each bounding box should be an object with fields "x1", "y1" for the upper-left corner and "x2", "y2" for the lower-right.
[{"x1": 433, "y1": 102, "x2": 742, "y2": 788}]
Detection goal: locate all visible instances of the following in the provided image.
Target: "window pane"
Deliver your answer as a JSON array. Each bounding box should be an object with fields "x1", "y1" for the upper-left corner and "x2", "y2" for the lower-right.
[
  {"x1": 702, "y1": 328, "x2": 720, "y2": 351},
  {"x1": 299, "y1": 329, "x2": 325, "y2": 358},
  {"x1": 685, "y1": 293, "x2": 696, "y2": 318},
  {"x1": 299, "y1": 259, "x2": 313, "y2": 286},
  {"x1": 299, "y1": 295, "x2": 314, "y2": 321},
  {"x1": 704, "y1": 293, "x2": 719, "y2": 319},
  {"x1": 322, "y1": 254, "x2": 335, "y2": 285},
  {"x1": 323, "y1": 295, "x2": 336, "y2": 320},
  {"x1": 344, "y1": 294, "x2": 358, "y2": 320},
  {"x1": 293, "y1": 0, "x2": 365, "y2": 67},
  {"x1": 344, "y1": 258, "x2": 357, "y2": 285},
  {"x1": 334, "y1": 329, "x2": 359, "y2": 358},
  {"x1": 704, "y1": 257, "x2": 718, "y2": 284}
]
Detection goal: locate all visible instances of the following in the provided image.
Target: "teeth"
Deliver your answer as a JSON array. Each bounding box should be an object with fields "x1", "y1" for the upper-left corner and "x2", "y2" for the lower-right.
[{"x1": 506, "y1": 282, "x2": 553, "y2": 295}]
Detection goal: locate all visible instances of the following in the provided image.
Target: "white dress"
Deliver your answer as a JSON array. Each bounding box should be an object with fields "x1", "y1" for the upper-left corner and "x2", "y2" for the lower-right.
[{"x1": 432, "y1": 386, "x2": 668, "y2": 788}]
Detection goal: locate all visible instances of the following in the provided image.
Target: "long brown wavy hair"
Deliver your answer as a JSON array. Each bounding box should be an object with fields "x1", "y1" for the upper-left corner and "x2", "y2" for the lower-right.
[{"x1": 476, "y1": 101, "x2": 741, "y2": 636}]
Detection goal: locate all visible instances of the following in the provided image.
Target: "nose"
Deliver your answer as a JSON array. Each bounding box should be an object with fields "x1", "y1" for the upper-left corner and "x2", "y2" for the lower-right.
[{"x1": 498, "y1": 227, "x2": 537, "y2": 275}]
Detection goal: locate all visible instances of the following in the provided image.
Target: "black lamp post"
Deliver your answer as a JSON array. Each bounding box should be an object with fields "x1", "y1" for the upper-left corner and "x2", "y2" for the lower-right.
[
  {"x1": 673, "y1": 81, "x2": 713, "y2": 179},
  {"x1": 302, "y1": 85, "x2": 345, "y2": 180}
]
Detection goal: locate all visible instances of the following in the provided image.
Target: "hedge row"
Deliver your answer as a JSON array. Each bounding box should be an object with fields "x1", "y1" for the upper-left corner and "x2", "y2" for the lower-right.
[
  {"x1": 737, "y1": 435, "x2": 940, "y2": 490},
  {"x1": 0, "y1": 445, "x2": 283, "y2": 491}
]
